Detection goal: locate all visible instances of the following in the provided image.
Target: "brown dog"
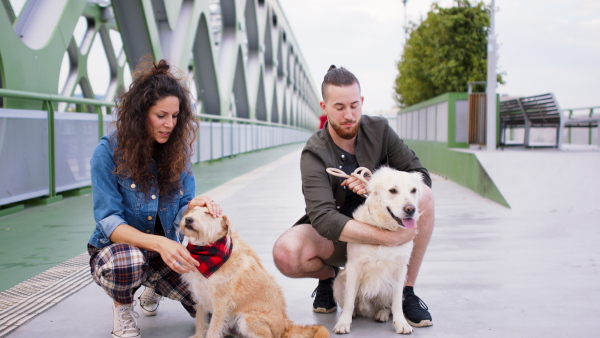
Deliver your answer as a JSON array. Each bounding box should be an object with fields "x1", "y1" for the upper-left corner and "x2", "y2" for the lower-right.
[{"x1": 180, "y1": 206, "x2": 330, "y2": 338}]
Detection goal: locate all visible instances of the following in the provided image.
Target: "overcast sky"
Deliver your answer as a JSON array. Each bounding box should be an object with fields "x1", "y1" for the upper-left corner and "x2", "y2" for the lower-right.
[{"x1": 279, "y1": 0, "x2": 600, "y2": 115}]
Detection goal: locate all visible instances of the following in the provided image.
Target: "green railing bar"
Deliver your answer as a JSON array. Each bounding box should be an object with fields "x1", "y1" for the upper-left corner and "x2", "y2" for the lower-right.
[
  {"x1": 95, "y1": 106, "x2": 104, "y2": 140},
  {"x1": 196, "y1": 113, "x2": 309, "y2": 132},
  {"x1": 0, "y1": 88, "x2": 115, "y2": 107},
  {"x1": 41, "y1": 100, "x2": 56, "y2": 199}
]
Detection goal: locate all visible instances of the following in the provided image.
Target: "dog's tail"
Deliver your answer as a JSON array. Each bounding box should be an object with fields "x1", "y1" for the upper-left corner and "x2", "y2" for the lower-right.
[{"x1": 283, "y1": 321, "x2": 330, "y2": 338}]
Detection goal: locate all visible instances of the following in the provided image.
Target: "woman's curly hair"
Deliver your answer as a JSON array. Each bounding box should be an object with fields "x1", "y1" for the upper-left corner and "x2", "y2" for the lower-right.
[{"x1": 113, "y1": 56, "x2": 198, "y2": 197}]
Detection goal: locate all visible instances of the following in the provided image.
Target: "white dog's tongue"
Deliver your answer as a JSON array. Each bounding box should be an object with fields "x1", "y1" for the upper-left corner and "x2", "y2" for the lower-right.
[{"x1": 402, "y1": 218, "x2": 416, "y2": 228}]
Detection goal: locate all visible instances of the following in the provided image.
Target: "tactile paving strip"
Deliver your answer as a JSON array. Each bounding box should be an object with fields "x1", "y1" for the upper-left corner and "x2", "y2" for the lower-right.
[{"x1": 0, "y1": 252, "x2": 92, "y2": 337}]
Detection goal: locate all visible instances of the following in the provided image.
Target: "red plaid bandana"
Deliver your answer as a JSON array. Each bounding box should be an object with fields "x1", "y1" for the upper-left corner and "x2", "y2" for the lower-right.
[{"x1": 187, "y1": 235, "x2": 233, "y2": 278}]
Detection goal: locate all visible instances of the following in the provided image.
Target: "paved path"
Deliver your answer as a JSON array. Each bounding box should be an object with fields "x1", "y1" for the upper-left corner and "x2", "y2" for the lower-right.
[{"x1": 4, "y1": 145, "x2": 600, "y2": 337}]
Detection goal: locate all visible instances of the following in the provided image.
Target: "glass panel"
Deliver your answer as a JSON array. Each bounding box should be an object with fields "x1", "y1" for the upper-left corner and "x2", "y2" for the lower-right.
[
  {"x1": 436, "y1": 102, "x2": 448, "y2": 142},
  {"x1": 455, "y1": 100, "x2": 469, "y2": 143},
  {"x1": 54, "y1": 112, "x2": 98, "y2": 192},
  {"x1": 425, "y1": 106, "x2": 435, "y2": 141},
  {"x1": 0, "y1": 109, "x2": 49, "y2": 205}
]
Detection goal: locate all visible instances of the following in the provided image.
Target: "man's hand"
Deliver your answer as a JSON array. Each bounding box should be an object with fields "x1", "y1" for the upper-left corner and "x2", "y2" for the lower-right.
[
  {"x1": 384, "y1": 226, "x2": 418, "y2": 246},
  {"x1": 339, "y1": 219, "x2": 418, "y2": 246},
  {"x1": 341, "y1": 176, "x2": 368, "y2": 196}
]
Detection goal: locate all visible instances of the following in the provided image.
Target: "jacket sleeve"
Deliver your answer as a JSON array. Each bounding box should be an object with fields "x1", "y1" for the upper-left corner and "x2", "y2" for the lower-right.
[
  {"x1": 300, "y1": 149, "x2": 351, "y2": 241},
  {"x1": 90, "y1": 141, "x2": 127, "y2": 240},
  {"x1": 384, "y1": 125, "x2": 432, "y2": 188}
]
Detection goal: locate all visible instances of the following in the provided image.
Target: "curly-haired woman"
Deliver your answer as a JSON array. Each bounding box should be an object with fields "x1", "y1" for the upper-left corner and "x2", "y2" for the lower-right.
[{"x1": 87, "y1": 57, "x2": 220, "y2": 338}]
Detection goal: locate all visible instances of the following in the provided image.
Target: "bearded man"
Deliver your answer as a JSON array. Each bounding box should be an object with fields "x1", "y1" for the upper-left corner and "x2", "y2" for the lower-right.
[{"x1": 272, "y1": 65, "x2": 435, "y2": 328}]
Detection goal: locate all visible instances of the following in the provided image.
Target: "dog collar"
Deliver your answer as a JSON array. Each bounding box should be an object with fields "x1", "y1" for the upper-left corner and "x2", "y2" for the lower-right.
[{"x1": 187, "y1": 235, "x2": 233, "y2": 278}]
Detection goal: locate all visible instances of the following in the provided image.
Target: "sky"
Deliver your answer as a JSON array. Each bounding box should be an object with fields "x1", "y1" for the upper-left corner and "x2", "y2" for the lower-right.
[{"x1": 278, "y1": 0, "x2": 600, "y2": 116}]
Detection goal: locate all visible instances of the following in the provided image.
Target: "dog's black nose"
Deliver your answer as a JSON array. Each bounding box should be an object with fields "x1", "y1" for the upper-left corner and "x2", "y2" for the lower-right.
[
  {"x1": 185, "y1": 217, "x2": 194, "y2": 224},
  {"x1": 404, "y1": 205, "x2": 415, "y2": 215}
]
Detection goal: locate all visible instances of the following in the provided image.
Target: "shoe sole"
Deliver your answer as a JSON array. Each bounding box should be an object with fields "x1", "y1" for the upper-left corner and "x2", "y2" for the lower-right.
[
  {"x1": 140, "y1": 308, "x2": 158, "y2": 317},
  {"x1": 407, "y1": 318, "x2": 433, "y2": 327},
  {"x1": 313, "y1": 306, "x2": 337, "y2": 313}
]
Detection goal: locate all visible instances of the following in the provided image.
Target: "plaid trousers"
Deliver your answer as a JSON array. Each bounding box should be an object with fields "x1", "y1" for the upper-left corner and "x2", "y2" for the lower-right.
[{"x1": 88, "y1": 243, "x2": 196, "y2": 316}]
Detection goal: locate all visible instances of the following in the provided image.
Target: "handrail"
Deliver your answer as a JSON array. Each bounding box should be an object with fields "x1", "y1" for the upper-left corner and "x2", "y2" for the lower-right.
[
  {"x1": 196, "y1": 113, "x2": 308, "y2": 131},
  {"x1": 0, "y1": 88, "x2": 115, "y2": 107},
  {"x1": 0, "y1": 89, "x2": 308, "y2": 130},
  {"x1": 564, "y1": 105, "x2": 599, "y2": 119}
]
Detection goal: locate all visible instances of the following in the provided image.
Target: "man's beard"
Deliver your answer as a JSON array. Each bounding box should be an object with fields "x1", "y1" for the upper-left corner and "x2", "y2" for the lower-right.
[{"x1": 330, "y1": 119, "x2": 359, "y2": 140}]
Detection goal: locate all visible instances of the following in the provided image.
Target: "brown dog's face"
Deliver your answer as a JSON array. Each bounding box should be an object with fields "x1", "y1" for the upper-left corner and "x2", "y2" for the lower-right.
[{"x1": 180, "y1": 206, "x2": 230, "y2": 246}]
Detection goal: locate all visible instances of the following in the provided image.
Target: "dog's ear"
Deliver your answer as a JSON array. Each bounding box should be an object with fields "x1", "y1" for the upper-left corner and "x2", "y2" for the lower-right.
[
  {"x1": 221, "y1": 215, "x2": 231, "y2": 230},
  {"x1": 410, "y1": 172, "x2": 424, "y2": 200}
]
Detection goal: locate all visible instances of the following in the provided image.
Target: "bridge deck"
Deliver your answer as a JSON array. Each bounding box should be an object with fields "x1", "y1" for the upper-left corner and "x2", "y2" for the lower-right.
[{"x1": 1, "y1": 144, "x2": 599, "y2": 337}]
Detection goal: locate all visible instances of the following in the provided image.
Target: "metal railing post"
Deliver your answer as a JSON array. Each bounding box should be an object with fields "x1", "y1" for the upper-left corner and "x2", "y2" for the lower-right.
[
  {"x1": 96, "y1": 105, "x2": 104, "y2": 139},
  {"x1": 589, "y1": 108, "x2": 594, "y2": 145},
  {"x1": 42, "y1": 100, "x2": 57, "y2": 200}
]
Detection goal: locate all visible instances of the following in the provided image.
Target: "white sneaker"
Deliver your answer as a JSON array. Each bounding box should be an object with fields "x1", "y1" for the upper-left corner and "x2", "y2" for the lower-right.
[
  {"x1": 138, "y1": 287, "x2": 163, "y2": 317},
  {"x1": 112, "y1": 301, "x2": 141, "y2": 338}
]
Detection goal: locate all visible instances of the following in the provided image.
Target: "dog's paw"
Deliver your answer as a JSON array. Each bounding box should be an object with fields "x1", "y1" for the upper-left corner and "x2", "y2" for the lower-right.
[
  {"x1": 393, "y1": 319, "x2": 413, "y2": 334},
  {"x1": 333, "y1": 319, "x2": 352, "y2": 334},
  {"x1": 374, "y1": 308, "x2": 391, "y2": 322}
]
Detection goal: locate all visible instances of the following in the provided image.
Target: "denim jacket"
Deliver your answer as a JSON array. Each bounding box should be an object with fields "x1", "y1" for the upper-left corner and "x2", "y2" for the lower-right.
[{"x1": 88, "y1": 134, "x2": 195, "y2": 249}]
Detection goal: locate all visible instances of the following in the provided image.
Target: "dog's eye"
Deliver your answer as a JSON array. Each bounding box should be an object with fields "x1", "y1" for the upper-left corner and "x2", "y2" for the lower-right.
[
  {"x1": 389, "y1": 188, "x2": 397, "y2": 194},
  {"x1": 411, "y1": 188, "x2": 417, "y2": 194}
]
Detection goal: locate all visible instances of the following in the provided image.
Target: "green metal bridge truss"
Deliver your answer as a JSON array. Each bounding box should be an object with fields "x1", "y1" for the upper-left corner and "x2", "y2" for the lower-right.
[{"x1": 0, "y1": 0, "x2": 320, "y2": 126}]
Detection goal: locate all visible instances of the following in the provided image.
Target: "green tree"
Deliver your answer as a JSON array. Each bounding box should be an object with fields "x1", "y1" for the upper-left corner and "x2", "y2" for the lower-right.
[{"x1": 394, "y1": 0, "x2": 504, "y2": 107}]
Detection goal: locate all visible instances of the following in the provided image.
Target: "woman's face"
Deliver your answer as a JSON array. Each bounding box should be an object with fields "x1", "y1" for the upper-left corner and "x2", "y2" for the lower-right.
[{"x1": 147, "y1": 96, "x2": 180, "y2": 143}]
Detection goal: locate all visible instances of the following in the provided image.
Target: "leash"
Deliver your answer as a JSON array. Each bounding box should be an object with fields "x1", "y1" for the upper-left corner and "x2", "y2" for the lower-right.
[{"x1": 326, "y1": 167, "x2": 372, "y2": 197}]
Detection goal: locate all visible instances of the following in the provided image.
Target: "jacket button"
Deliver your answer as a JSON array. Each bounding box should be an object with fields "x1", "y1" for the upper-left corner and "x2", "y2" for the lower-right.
[
  {"x1": 336, "y1": 206, "x2": 340, "y2": 209},
  {"x1": 146, "y1": 230, "x2": 151, "y2": 233},
  {"x1": 130, "y1": 183, "x2": 136, "y2": 189},
  {"x1": 338, "y1": 165, "x2": 342, "y2": 169},
  {"x1": 147, "y1": 216, "x2": 153, "y2": 221},
  {"x1": 341, "y1": 154, "x2": 345, "y2": 159},
  {"x1": 151, "y1": 195, "x2": 156, "y2": 200}
]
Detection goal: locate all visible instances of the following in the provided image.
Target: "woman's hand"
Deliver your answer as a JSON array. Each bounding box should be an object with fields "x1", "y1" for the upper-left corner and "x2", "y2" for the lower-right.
[
  {"x1": 155, "y1": 236, "x2": 199, "y2": 274},
  {"x1": 188, "y1": 195, "x2": 222, "y2": 218}
]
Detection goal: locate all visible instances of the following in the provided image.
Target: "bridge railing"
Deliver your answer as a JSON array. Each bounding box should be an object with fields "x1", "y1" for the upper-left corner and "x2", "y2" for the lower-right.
[
  {"x1": 0, "y1": 89, "x2": 311, "y2": 215},
  {"x1": 563, "y1": 106, "x2": 600, "y2": 146}
]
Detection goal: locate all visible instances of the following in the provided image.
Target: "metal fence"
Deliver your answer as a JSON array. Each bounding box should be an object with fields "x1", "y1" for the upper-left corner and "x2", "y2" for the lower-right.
[{"x1": 0, "y1": 89, "x2": 311, "y2": 210}]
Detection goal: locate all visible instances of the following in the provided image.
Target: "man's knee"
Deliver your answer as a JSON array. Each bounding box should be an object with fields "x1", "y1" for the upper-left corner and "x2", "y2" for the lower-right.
[
  {"x1": 419, "y1": 186, "x2": 435, "y2": 223},
  {"x1": 272, "y1": 236, "x2": 301, "y2": 277},
  {"x1": 420, "y1": 185, "x2": 434, "y2": 209}
]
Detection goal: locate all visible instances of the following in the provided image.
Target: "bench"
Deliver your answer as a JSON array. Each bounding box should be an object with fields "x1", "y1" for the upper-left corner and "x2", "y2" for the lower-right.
[{"x1": 499, "y1": 93, "x2": 600, "y2": 148}]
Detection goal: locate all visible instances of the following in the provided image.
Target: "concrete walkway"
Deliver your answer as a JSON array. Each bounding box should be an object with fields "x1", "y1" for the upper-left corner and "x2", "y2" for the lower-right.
[{"x1": 4, "y1": 145, "x2": 600, "y2": 337}]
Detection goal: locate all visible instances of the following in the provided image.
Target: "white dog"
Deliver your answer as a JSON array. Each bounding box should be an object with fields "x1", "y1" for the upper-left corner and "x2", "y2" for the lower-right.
[{"x1": 332, "y1": 167, "x2": 423, "y2": 335}]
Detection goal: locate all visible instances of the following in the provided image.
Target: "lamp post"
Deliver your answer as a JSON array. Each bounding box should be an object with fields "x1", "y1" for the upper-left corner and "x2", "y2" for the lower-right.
[
  {"x1": 486, "y1": 0, "x2": 497, "y2": 150},
  {"x1": 402, "y1": 0, "x2": 408, "y2": 40}
]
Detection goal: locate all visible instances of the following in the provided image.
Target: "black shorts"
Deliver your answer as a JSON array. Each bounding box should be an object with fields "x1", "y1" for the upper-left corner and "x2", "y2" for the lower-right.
[{"x1": 293, "y1": 215, "x2": 347, "y2": 267}]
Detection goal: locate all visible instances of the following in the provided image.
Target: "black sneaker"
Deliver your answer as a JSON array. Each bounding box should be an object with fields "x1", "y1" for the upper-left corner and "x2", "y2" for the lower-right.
[
  {"x1": 311, "y1": 267, "x2": 339, "y2": 313},
  {"x1": 403, "y1": 287, "x2": 433, "y2": 327}
]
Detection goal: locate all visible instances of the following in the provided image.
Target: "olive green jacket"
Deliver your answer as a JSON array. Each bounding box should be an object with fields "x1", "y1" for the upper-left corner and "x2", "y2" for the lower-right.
[{"x1": 297, "y1": 115, "x2": 431, "y2": 241}]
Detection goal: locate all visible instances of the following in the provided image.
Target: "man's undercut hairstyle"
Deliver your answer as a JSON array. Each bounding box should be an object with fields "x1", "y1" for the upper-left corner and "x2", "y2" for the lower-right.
[{"x1": 321, "y1": 65, "x2": 361, "y2": 102}]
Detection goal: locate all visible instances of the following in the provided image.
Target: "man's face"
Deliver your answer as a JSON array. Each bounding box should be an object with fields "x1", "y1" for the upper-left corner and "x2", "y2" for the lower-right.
[{"x1": 320, "y1": 83, "x2": 363, "y2": 140}]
